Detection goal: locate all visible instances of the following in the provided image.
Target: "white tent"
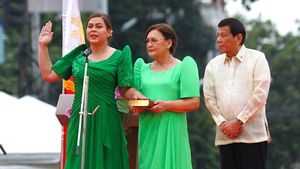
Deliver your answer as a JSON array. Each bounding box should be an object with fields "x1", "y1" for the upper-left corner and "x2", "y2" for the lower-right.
[
  {"x1": 0, "y1": 91, "x2": 62, "y2": 168},
  {"x1": 0, "y1": 91, "x2": 61, "y2": 153}
]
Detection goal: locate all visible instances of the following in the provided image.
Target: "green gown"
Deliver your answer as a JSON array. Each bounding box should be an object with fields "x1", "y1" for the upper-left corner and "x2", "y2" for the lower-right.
[
  {"x1": 52, "y1": 44, "x2": 132, "y2": 169},
  {"x1": 134, "y1": 56, "x2": 200, "y2": 169}
]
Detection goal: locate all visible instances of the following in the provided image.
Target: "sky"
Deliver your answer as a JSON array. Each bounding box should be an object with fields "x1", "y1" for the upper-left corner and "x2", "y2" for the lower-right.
[{"x1": 225, "y1": 0, "x2": 300, "y2": 35}]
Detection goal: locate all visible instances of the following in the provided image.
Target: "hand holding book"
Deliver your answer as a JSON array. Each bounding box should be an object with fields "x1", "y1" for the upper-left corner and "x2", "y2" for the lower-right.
[
  {"x1": 129, "y1": 99, "x2": 154, "y2": 107},
  {"x1": 129, "y1": 99, "x2": 154, "y2": 114}
]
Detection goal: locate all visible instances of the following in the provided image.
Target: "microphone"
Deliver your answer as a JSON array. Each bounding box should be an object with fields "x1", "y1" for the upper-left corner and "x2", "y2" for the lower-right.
[{"x1": 83, "y1": 48, "x2": 92, "y2": 57}]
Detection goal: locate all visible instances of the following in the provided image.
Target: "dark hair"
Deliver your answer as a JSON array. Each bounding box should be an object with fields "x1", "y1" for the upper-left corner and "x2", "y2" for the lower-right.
[
  {"x1": 218, "y1": 18, "x2": 246, "y2": 45},
  {"x1": 86, "y1": 13, "x2": 112, "y2": 39},
  {"x1": 145, "y1": 23, "x2": 178, "y2": 54}
]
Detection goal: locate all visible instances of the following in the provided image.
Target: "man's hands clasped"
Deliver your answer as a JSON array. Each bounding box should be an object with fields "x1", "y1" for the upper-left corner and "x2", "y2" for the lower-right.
[{"x1": 220, "y1": 120, "x2": 242, "y2": 139}]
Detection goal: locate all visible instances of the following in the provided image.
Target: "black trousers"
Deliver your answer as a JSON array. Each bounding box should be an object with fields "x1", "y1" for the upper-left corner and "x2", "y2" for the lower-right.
[{"x1": 219, "y1": 141, "x2": 268, "y2": 169}]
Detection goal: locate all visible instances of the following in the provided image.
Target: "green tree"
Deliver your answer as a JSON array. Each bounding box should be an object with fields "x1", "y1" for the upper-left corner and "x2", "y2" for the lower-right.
[
  {"x1": 266, "y1": 32, "x2": 300, "y2": 169},
  {"x1": 108, "y1": 0, "x2": 215, "y2": 77},
  {"x1": 243, "y1": 16, "x2": 300, "y2": 169},
  {"x1": 0, "y1": 9, "x2": 28, "y2": 96}
]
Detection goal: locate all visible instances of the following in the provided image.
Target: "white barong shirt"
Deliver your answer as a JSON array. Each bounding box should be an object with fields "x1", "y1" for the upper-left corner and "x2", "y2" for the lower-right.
[{"x1": 203, "y1": 45, "x2": 271, "y2": 146}]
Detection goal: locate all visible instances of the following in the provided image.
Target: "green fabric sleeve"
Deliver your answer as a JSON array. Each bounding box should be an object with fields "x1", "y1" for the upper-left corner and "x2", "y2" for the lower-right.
[
  {"x1": 52, "y1": 44, "x2": 87, "y2": 80},
  {"x1": 133, "y1": 58, "x2": 145, "y2": 91},
  {"x1": 180, "y1": 56, "x2": 200, "y2": 98},
  {"x1": 117, "y1": 45, "x2": 134, "y2": 87}
]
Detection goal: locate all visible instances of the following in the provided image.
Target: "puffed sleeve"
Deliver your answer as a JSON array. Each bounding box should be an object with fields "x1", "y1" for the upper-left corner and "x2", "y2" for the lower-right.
[
  {"x1": 180, "y1": 56, "x2": 200, "y2": 98},
  {"x1": 133, "y1": 58, "x2": 145, "y2": 91},
  {"x1": 118, "y1": 45, "x2": 134, "y2": 87},
  {"x1": 52, "y1": 44, "x2": 87, "y2": 80}
]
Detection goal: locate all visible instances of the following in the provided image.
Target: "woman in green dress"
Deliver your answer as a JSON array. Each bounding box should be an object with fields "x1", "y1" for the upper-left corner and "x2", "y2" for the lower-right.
[
  {"x1": 133, "y1": 23, "x2": 200, "y2": 168},
  {"x1": 38, "y1": 13, "x2": 144, "y2": 169}
]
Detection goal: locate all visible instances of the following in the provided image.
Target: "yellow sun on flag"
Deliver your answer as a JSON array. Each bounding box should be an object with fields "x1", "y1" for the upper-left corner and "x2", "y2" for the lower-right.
[{"x1": 71, "y1": 17, "x2": 85, "y2": 45}]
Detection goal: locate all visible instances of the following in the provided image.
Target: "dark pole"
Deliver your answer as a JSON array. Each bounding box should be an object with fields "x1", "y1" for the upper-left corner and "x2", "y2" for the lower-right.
[
  {"x1": 18, "y1": 0, "x2": 29, "y2": 97},
  {"x1": 0, "y1": 144, "x2": 7, "y2": 155}
]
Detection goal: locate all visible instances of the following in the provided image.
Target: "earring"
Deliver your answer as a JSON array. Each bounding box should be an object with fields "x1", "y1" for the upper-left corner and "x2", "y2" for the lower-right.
[{"x1": 167, "y1": 46, "x2": 170, "y2": 49}]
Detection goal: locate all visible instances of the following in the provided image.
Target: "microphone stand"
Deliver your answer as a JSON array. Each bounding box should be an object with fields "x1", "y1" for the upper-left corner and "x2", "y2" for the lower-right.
[{"x1": 76, "y1": 49, "x2": 99, "y2": 169}]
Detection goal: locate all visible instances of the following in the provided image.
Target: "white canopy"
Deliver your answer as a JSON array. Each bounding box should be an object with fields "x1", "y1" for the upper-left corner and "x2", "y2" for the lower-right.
[{"x1": 0, "y1": 91, "x2": 61, "y2": 153}]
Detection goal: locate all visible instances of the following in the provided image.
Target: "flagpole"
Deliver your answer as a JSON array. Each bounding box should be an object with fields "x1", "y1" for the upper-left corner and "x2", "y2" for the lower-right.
[
  {"x1": 60, "y1": 1, "x2": 67, "y2": 168},
  {"x1": 61, "y1": 0, "x2": 85, "y2": 168}
]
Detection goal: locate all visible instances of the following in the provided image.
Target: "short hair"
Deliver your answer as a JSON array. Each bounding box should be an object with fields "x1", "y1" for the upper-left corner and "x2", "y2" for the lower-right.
[
  {"x1": 86, "y1": 13, "x2": 112, "y2": 39},
  {"x1": 218, "y1": 18, "x2": 246, "y2": 45},
  {"x1": 145, "y1": 23, "x2": 178, "y2": 54}
]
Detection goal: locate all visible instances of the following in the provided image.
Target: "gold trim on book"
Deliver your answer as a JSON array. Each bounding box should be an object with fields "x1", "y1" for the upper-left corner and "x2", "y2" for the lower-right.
[{"x1": 129, "y1": 100, "x2": 154, "y2": 107}]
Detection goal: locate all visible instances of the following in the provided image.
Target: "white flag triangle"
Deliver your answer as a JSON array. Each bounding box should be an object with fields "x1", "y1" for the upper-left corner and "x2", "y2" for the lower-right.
[{"x1": 62, "y1": 0, "x2": 85, "y2": 56}]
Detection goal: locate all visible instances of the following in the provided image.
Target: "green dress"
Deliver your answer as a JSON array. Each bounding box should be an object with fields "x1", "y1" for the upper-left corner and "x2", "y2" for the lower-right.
[
  {"x1": 52, "y1": 44, "x2": 132, "y2": 169},
  {"x1": 134, "y1": 56, "x2": 200, "y2": 169}
]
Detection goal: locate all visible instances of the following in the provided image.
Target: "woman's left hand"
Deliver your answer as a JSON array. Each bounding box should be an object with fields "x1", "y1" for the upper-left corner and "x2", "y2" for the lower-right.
[
  {"x1": 132, "y1": 91, "x2": 147, "y2": 100},
  {"x1": 148, "y1": 100, "x2": 167, "y2": 113}
]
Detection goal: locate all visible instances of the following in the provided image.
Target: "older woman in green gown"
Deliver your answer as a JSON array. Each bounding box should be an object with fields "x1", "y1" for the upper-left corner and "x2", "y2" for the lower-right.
[{"x1": 133, "y1": 23, "x2": 200, "y2": 169}]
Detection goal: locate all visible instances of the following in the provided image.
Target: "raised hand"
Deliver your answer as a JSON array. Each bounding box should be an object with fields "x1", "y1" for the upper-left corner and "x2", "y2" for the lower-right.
[{"x1": 39, "y1": 21, "x2": 54, "y2": 46}]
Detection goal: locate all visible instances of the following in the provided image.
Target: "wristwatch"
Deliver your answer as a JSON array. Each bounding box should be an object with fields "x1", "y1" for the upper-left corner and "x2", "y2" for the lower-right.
[{"x1": 236, "y1": 118, "x2": 243, "y2": 125}]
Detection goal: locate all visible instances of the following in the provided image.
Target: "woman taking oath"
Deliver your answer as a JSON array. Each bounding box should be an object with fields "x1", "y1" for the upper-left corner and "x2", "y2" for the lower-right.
[
  {"x1": 133, "y1": 23, "x2": 200, "y2": 169},
  {"x1": 38, "y1": 12, "x2": 144, "y2": 169}
]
